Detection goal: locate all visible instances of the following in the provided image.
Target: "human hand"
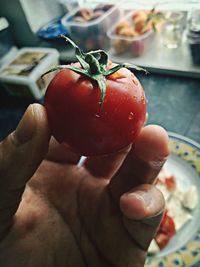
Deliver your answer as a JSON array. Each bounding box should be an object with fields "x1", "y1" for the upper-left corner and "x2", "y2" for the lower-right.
[{"x1": 0, "y1": 104, "x2": 169, "y2": 267}]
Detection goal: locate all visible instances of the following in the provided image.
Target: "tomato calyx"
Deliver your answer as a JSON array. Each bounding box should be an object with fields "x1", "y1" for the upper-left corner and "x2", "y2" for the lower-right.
[{"x1": 42, "y1": 35, "x2": 147, "y2": 105}]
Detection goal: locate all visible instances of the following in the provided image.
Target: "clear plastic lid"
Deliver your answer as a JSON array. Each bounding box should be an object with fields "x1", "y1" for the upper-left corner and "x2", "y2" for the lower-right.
[{"x1": 62, "y1": 4, "x2": 117, "y2": 28}]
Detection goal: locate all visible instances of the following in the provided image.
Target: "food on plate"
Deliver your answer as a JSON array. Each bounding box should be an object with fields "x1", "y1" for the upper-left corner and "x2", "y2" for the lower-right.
[
  {"x1": 42, "y1": 36, "x2": 147, "y2": 156},
  {"x1": 154, "y1": 209, "x2": 176, "y2": 250},
  {"x1": 111, "y1": 9, "x2": 164, "y2": 56},
  {"x1": 148, "y1": 167, "x2": 198, "y2": 254}
]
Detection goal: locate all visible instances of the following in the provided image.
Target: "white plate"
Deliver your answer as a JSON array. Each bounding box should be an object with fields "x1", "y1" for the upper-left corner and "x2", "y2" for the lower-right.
[{"x1": 146, "y1": 132, "x2": 200, "y2": 267}]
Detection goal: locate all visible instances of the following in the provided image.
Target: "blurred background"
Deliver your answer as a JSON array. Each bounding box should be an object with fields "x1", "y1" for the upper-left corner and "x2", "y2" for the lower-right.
[{"x1": 0, "y1": 0, "x2": 199, "y2": 142}]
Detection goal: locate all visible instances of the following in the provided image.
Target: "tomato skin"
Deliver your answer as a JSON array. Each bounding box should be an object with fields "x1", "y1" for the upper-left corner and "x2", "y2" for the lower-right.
[
  {"x1": 155, "y1": 232, "x2": 170, "y2": 250},
  {"x1": 155, "y1": 210, "x2": 176, "y2": 249},
  {"x1": 165, "y1": 175, "x2": 176, "y2": 191},
  {"x1": 159, "y1": 210, "x2": 176, "y2": 237},
  {"x1": 45, "y1": 64, "x2": 146, "y2": 156}
]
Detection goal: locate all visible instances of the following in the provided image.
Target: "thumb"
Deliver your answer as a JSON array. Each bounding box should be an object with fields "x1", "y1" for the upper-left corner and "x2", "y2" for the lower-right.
[
  {"x1": 0, "y1": 104, "x2": 50, "y2": 239},
  {"x1": 120, "y1": 184, "x2": 165, "y2": 250}
]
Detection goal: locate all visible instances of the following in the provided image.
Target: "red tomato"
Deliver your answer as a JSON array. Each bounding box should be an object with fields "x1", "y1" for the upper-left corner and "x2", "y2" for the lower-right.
[
  {"x1": 165, "y1": 175, "x2": 176, "y2": 191},
  {"x1": 155, "y1": 232, "x2": 170, "y2": 250},
  {"x1": 155, "y1": 210, "x2": 176, "y2": 249},
  {"x1": 160, "y1": 210, "x2": 176, "y2": 237},
  {"x1": 44, "y1": 63, "x2": 146, "y2": 156}
]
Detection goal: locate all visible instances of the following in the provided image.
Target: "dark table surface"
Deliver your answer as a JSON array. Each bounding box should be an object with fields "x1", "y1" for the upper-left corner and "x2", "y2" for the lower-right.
[{"x1": 0, "y1": 72, "x2": 200, "y2": 143}]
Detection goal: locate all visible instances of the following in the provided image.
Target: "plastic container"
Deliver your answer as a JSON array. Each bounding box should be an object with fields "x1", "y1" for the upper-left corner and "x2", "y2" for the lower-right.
[
  {"x1": 187, "y1": 9, "x2": 200, "y2": 66},
  {"x1": 61, "y1": 4, "x2": 122, "y2": 51},
  {"x1": 107, "y1": 10, "x2": 155, "y2": 57},
  {"x1": 0, "y1": 47, "x2": 59, "y2": 100}
]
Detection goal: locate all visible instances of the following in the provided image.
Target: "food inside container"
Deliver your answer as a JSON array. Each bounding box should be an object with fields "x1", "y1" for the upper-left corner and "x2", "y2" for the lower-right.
[
  {"x1": 0, "y1": 48, "x2": 59, "y2": 100},
  {"x1": 71, "y1": 4, "x2": 113, "y2": 23},
  {"x1": 61, "y1": 4, "x2": 122, "y2": 51},
  {"x1": 107, "y1": 10, "x2": 164, "y2": 57}
]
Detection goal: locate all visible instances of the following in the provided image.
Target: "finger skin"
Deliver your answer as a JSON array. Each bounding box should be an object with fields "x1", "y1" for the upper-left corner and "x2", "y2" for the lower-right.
[
  {"x1": 84, "y1": 125, "x2": 168, "y2": 183},
  {"x1": 83, "y1": 145, "x2": 131, "y2": 179},
  {"x1": 120, "y1": 184, "x2": 165, "y2": 250},
  {"x1": 120, "y1": 184, "x2": 165, "y2": 220},
  {"x1": 46, "y1": 137, "x2": 81, "y2": 164},
  {"x1": 0, "y1": 104, "x2": 50, "y2": 238},
  {"x1": 109, "y1": 125, "x2": 169, "y2": 201}
]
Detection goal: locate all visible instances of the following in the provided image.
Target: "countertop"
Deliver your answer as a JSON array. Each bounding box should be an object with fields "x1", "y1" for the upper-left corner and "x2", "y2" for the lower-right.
[{"x1": 0, "y1": 72, "x2": 200, "y2": 143}]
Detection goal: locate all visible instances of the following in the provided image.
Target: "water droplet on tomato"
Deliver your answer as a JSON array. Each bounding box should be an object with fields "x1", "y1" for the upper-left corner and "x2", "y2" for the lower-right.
[
  {"x1": 128, "y1": 112, "x2": 134, "y2": 120},
  {"x1": 95, "y1": 114, "x2": 100, "y2": 118},
  {"x1": 141, "y1": 95, "x2": 146, "y2": 104},
  {"x1": 132, "y1": 77, "x2": 139, "y2": 86}
]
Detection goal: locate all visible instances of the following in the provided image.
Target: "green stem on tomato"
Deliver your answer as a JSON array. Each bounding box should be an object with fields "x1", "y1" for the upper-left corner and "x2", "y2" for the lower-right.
[{"x1": 42, "y1": 35, "x2": 147, "y2": 105}]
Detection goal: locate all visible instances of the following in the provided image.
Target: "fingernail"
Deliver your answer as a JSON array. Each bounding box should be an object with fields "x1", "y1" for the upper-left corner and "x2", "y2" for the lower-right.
[
  {"x1": 13, "y1": 105, "x2": 35, "y2": 145},
  {"x1": 129, "y1": 191, "x2": 153, "y2": 208}
]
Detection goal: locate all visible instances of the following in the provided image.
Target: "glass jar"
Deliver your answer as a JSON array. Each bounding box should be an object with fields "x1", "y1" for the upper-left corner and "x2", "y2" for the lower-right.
[
  {"x1": 161, "y1": 11, "x2": 184, "y2": 49},
  {"x1": 187, "y1": 9, "x2": 200, "y2": 65}
]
